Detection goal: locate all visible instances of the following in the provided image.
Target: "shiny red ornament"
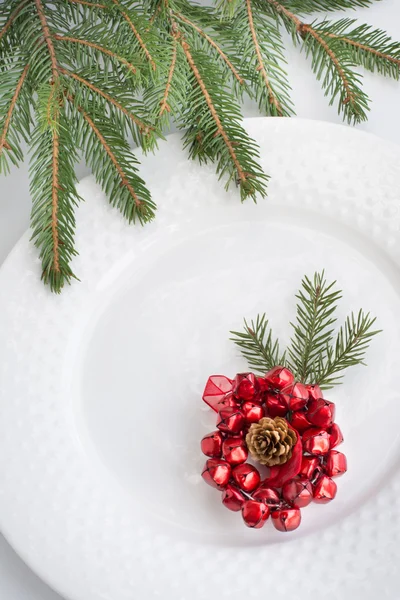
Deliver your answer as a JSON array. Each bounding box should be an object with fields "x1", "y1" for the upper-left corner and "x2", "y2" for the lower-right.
[
  {"x1": 232, "y1": 464, "x2": 261, "y2": 492},
  {"x1": 264, "y1": 426, "x2": 302, "y2": 488},
  {"x1": 221, "y1": 484, "x2": 246, "y2": 512},
  {"x1": 271, "y1": 507, "x2": 301, "y2": 532},
  {"x1": 217, "y1": 406, "x2": 245, "y2": 434},
  {"x1": 202, "y1": 459, "x2": 231, "y2": 490},
  {"x1": 306, "y1": 384, "x2": 323, "y2": 401},
  {"x1": 203, "y1": 375, "x2": 233, "y2": 412},
  {"x1": 242, "y1": 500, "x2": 270, "y2": 528},
  {"x1": 265, "y1": 392, "x2": 288, "y2": 417},
  {"x1": 313, "y1": 475, "x2": 337, "y2": 503},
  {"x1": 329, "y1": 423, "x2": 344, "y2": 448},
  {"x1": 302, "y1": 428, "x2": 330, "y2": 456},
  {"x1": 290, "y1": 410, "x2": 311, "y2": 432},
  {"x1": 256, "y1": 376, "x2": 269, "y2": 394},
  {"x1": 299, "y1": 455, "x2": 320, "y2": 480},
  {"x1": 252, "y1": 486, "x2": 281, "y2": 509},
  {"x1": 222, "y1": 437, "x2": 248, "y2": 465},
  {"x1": 241, "y1": 401, "x2": 265, "y2": 424},
  {"x1": 281, "y1": 382, "x2": 309, "y2": 411},
  {"x1": 282, "y1": 477, "x2": 313, "y2": 508},
  {"x1": 307, "y1": 398, "x2": 336, "y2": 429},
  {"x1": 215, "y1": 395, "x2": 239, "y2": 411},
  {"x1": 201, "y1": 431, "x2": 223, "y2": 458},
  {"x1": 325, "y1": 450, "x2": 347, "y2": 477},
  {"x1": 265, "y1": 366, "x2": 294, "y2": 390},
  {"x1": 233, "y1": 373, "x2": 259, "y2": 402}
]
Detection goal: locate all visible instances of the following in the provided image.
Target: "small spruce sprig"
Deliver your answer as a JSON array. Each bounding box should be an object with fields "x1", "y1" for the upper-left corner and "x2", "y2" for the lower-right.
[
  {"x1": 1, "y1": 0, "x2": 400, "y2": 292},
  {"x1": 230, "y1": 271, "x2": 381, "y2": 390}
]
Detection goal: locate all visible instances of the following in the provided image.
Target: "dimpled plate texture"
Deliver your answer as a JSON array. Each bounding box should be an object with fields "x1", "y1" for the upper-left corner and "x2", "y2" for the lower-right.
[{"x1": 1, "y1": 118, "x2": 400, "y2": 600}]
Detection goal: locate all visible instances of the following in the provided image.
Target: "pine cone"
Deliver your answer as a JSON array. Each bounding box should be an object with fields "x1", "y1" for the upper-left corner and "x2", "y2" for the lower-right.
[{"x1": 246, "y1": 417, "x2": 297, "y2": 467}]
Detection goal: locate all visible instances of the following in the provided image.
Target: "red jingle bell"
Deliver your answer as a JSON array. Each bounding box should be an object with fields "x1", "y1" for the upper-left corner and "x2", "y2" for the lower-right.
[
  {"x1": 325, "y1": 450, "x2": 347, "y2": 477},
  {"x1": 282, "y1": 477, "x2": 313, "y2": 508},
  {"x1": 307, "y1": 398, "x2": 336, "y2": 429},
  {"x1": 256, "y1": 376, "x2": 269, "y2": 394},
  {"x1": 265, "y1": 366, "x2": 294, "y2": 390},
  {"x1": 232, "y1": 464, "x2": 261, "y2": 492},
  {"x1": 290, "y1": 410, "x2": 311, "y2": 432},
  {"x1": 215, "y1": 395, "x2": 239, "y2": 411},
  {"x1": 217, "y1": 406, "x2": 245, "y2": 434},
  {"x1": 303, "y1": 428, "x2": 330, "y2": 456},
  {"x1": 222, "y1": 437, "x2": 248, "y2": 465},
  {"x1": 329, "y1": 423, "x2": 344, "y2": 448},
  {"x1": 201, "y1": 431, "x2": 223, "y2": 458},
  {"x1": 299, "y1": 455, "x2": 320, "y2": 479},
  {"x1": 241, "y1": 500, "x2": 270, "y2": 529},
  {"x1": 233, "y1": 373, "x2": 260, "y2": 402},
  {"x1": 271, "y1": 507, "x2": 301, "y2": 532},
  {"x1": 221, "y1": 484, "x2": 246, "y2": 512},
  {"x1": 313, "y1": 475, "x2": 337, "y2": 503},
  {"x1": 265, "y1": 392, "x2": 288, "y2": 417},
  {"x1": 202, "y1": 375, "x2": 233, "y2": 411},
  {"x1": 306, "y1": 384, "x2": 323, "y2": 401},
  {"x1": 281, "y1": 382, "x2": 309, "y2": 411},
  {"x1": 252, "y1": 486, "x2": 281, "y2": 509},
  {"x1": 202, "y1": 459, "x2": 231, "y2": 490},
  {"x1": 241, "y1": 401, "x2": 264, "y2": 424}
]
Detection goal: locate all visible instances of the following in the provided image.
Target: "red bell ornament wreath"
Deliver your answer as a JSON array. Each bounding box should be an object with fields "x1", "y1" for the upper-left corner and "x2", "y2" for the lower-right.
[{"x1": 200, "y1": 272, "x2": 380, "y2": 532}]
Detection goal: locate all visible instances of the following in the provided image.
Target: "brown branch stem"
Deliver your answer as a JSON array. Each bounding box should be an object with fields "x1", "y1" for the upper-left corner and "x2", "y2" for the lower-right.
[
  {"x1": 245, "y1": 0, "x2": 282, "y2": 115},
  {"x1": 60, "y1": 68, "x2": 151, "y2": 134},
  {"x1": 173, "y1": 12, "x2": 244, "y2": 85},
  {"x1": 34, "y1": 0, "x2": 59, "y2": 82},
  {"x1": 326, "y1": 32, "x2": 400, "y2": 68},
  {"x1": 51, "y1": 127, "x2": 60, "y2": 273},
  {"x1": 111, "y1": 0, "x2": 156, "y2": 70},
  {"x1": 180, "y1": 38, "x2": 247, "y2": 185},
  {"x1": 159, "y1": 39, "x2": 177, "y2": 115},
  {"x1": 0, "y1": 0, "x2": 29, "y2": 42},
  {"x1": 53, "y1": 35, "x2": 137, "y2": 74},
  {"x1": 0, "y1": 64, "x2": 30, "y2": 156}
]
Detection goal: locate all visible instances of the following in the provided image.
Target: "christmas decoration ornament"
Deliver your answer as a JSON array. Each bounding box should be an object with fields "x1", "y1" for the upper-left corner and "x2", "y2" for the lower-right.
[{"x1": 200, "y1": 272, "x2": 380, "y2": 534}]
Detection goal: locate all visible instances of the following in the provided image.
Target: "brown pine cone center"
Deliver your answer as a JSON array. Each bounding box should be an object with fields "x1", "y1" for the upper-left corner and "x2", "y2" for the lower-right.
[{"x1": 246, "y1": 417, "x2": 297, "y2": 467}]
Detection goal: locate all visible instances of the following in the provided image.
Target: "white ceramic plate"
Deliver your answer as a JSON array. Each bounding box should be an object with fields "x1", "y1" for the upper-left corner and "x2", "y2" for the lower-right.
[{"x1": 1, "y1": 118, "x2": 400, "y2": 600}]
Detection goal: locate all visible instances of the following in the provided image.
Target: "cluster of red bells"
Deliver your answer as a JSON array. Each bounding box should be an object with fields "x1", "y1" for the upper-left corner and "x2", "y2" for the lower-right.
[{"x1": 201, "y1": 367, "x2": 347, "y2": 532}]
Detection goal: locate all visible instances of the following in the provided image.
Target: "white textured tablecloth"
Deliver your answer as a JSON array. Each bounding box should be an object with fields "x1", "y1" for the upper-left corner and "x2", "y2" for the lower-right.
[{"x1": 0, "y1": 1, "x2": 399, "y2": 598}]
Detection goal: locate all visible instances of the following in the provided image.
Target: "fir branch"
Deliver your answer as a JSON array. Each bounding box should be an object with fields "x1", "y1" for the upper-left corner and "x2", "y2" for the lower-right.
[
  {"x1": 231, "y1": 315, "x2": 286, "y2": 374},
  {"x1": 110, "y1": 0, "x2": 156, "y2": 70},
  {"x1": 0, "y1": 63, "x2": 30, "y2": 166},
  {"x1": 287, "y1": 272, "x2": 342, "y2": 383},
  {"x1": 284, "y1": 0, "x2": 379, "y2": 13},
  {"x1": 0, "y1": 0, "x2": 29, "y2": 44},
  {"x1": 34, "y1": 0, "x2": 59, "y2": 82},
  {"x1": 53, "y1": 34, "x2": 137, "y2": 75},
  {"x1": 315, "y1": 310, "x2": 381, "y2": 389},
  {"x1": 66, "y1": 0, "x2": 107, "y2": 8},
  {"x1": 173, "y1": 11, "x2": 244, "y2": 85},
  {"x1": 159, "y1": 37, "x2": 177, "y2": 115}
]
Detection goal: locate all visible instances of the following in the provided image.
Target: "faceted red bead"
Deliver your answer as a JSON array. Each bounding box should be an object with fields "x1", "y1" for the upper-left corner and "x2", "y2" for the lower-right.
[
  {"x1": 215, "y1": 394, "x2": 240, "y2": 411},
  {"x1": 281, "y1": 382, "x2": 309, "y2": 411},
  {"x1": 313, "y1": 475, "x2": 337, "y2": 503},
  {"x1": 299, "y1": 455, "x2": 320, "y2": 479},
  {"x1": 265, "y1": 366, "x2": 294, "y2": 391},
  {"x1": 306, "y1": 384, "x2": 323, "y2": 401},
  {"x1": 222, "y1": 437, "x2": 248, "y2": 465},
  {"x1": 325, "y1": 450, "x2": 347, "y2": 478},
  {"x1": 307, "y1": 398, "x2": 336, "y2": 429},
  {"x1": 290, "y1": 410, "x2": 311, "y2": 432},
  {"x1": 302, "y1": 428, "x2": 330, "y2": 456},
  {"x1": 271, "y1": 507, "x2": 301, "y2": 532},
  {"x1": 221, "y1": 484, "x2": 246, "y2": 512},
  {"x1": 216, "y1": 407, "x2": 245, "y2": 434},
  {"x1": 233, "y1": 373, "x2": 260, "y2": 402},
  {"x1": 232, "y1": 464, "x2": 261, "y2": 492},
  {"x1": 202, "y1": 375, "x2": 233, "y2": 412},
  {"x1": 241, "y1": 401, "x2": 265, "y2": 424},
  {"x1": 241, "y1": 500, "x2": 270, "y2": 529},
  {"x1": 201, "y1": 431, "x2": 223, "y2": 458},
  {"x1": 252, "y1": 486, "x2": 281, "y2": 509},
  {"x1": 329, "y1": 423, "x2": 344, "y2": 448},
  {"x1": 282, "y1": 477, "x2": 313, "y2": 508},
  {"x1": 201, "y1": 459, "x2": 231, "y2": 490},
  {"x1": 265, "y1": 392, "x2": 288, "y2": 417}
]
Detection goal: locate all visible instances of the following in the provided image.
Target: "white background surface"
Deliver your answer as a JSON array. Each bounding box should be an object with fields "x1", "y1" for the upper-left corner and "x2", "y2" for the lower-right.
[{"x1": 0, "y1": 2, "x2": 399, "y2": 598}]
